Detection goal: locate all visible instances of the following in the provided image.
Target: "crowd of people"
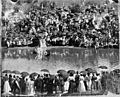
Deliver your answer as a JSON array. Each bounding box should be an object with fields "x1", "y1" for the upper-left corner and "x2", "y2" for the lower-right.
[
  {"x1": 2, "y1": 68, "x2": 120, "y2": 96},
  {"x1": 1, "y1": 67, "x2": 119, "y2": 96},
  {"x1": 2, "y1": 0, "x2": 119, "y2": 48}
]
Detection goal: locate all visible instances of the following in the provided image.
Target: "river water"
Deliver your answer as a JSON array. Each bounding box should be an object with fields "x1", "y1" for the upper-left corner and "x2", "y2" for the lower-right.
[{"x1": 1, "y1": 47, "x2": 119, "y2": 74}]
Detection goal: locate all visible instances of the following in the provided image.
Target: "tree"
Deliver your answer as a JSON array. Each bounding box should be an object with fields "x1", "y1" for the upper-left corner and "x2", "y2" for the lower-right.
[
  {"x1": 49, "y1": 1, "x2": 56, "y2": 10},
  {"x1": 2, "y1": 0, "x2": 7, "y2": 11},
  {"x1": 69, "y1": 3, "x2": 81, "y2": 13},
  {"x1": 40, "y1": 0, "x2": 50, "y2": 9}
]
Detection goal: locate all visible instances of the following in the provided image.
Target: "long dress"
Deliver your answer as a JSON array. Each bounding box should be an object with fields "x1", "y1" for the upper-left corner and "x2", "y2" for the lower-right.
[
  {"x1": 64, "y1": 80, "x2": 70, "y2": 92},
  {"x1": 68, "y1": 76, "x2": 75, "y2": 93},
  {"x1": 87, "y1": 75, "x2": 92, "y2": 91},
  {"x1": 3, "y1": 80, "x2": 11, "y2": 94},
  {"x1": 78, "y1": 76, "x2": 86, "y2": 93},
  {"x1": 28, "y1": 80, "x2": 35, "y2": 96},
  {"x1": 96, "y1": 75, "x2": 102, "y2": 91},
  {"x1": 25, "y1": 80, "x2": 30, "y2": 95}
]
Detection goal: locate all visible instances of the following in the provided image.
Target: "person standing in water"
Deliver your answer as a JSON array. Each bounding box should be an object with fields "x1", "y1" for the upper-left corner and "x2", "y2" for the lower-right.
[
  {"x1": 31, "y1": 22, "x2": 47, "y2": 48},
  {"x1": 39, "y1": 36, "x2": 47, "y2": 48}
]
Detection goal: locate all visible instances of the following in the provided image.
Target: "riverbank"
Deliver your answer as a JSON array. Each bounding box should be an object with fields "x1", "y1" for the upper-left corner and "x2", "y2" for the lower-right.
[
  {"x1": 2, "y1": 91, "x2": 120, "y2": 97},
  {"x1": 1, "y1": 46, "x2": 119, "y2": 50}
]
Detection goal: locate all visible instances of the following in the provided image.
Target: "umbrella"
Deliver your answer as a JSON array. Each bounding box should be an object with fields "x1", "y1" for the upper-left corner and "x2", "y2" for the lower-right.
[
  {"x1": 12, "y1": 70, "x2": 20, "y2": 74},
  {"x1": 67, "y1": 70, "x2": 75, "y2": 74},
  {"x1": 57, "y1": 70, "x2": 68, "y2": 80},
  {"x1": 41, "y1": 69, "x2": 49, "y2": 73},
  {"x1": 112, "y1": 69, "x2": 120, "y2": 74},
  {"x1": 90, "y1": 70, "x2": 97, "y2": 74},
  {"x1": 80, "y1": 71, "x2": 87, "y2": 75},
  {"x1": 85, "y1": 68, "x2": 93, "y2": 73},
  {"x1": 98, "y1": 66, "x2": 108, "y2": 69},
  {"x1": 2, "y1": 70, "x2": 11, "y2": 73},
  {"x1": 57, "y1": 70, "x2": 66, "y2": 74},
  {"x1": 85, "y1": 68, "x2": 97, "y2": 73},
  {"x1": 30, "y1": 72, "x2": 38, "y2": 78},
  {"x1": 21, "y1": 72, "x2": 29, "y2": 77}
]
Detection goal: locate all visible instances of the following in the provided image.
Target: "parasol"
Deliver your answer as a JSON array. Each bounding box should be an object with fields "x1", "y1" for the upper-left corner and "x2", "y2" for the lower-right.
[
  {"x1": 85, "y1": 68, "x2": 93, "y2": 73},
  {"x1": 80, "y1": 71, "x2": 87, "y2": 75},
  {"x1": 41, "y1": 69, "x2": 50, "y2": 74},
  {"x1": 57, "y1": 70, "x2": 66, "y2": 74},
  {"x1": 57, "y1": 70, "x2": 68, "y2": 80},
  {"x1": 90, "y1": 70, "x2": 97, "y2": 74},
  {"x1": 98, "y1": 66, "x2": 108, "y2": 69},
  {"x1": 12, "y1": 70, "x2": 20, "y2": 74},
  {"x1": 112, "y1": 69, "x2": 120, "y2": 74},
  {"x1": 85, "y1": 68, "x2": 97, "y2": 73},
  {"x1": 41, "y1": 69, "x2": 49, "y2": 73},
  {"x1": 21, "y1": 72, "x2": 29, "y2": 77},
  {"x1": 67, "y1": 70, "x2": 75, "y2": 74},
  {"x1": 30, "y1": 72, "x2": 38, "y2": 77},
  {"x1": 98, "y1": 66, "x2": 108, "y2": 72},
  {"x1": 2, "y1": 70, "x2": 11, "y2": 73}
]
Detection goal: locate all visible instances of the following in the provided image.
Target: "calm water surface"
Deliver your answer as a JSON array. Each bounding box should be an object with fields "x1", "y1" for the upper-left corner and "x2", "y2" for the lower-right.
[{"x1": 1, "y1": 47, "x2": 119, "y2": 74}]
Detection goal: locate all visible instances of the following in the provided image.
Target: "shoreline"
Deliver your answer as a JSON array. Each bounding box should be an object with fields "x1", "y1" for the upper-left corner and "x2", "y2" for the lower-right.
[{"x1": 1, "y1": 46, "x2": 119, "y2": 50}]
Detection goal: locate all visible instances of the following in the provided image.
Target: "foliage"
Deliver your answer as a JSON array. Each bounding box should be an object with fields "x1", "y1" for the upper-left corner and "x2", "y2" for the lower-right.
[
  {"x1": 2, "y1": 0, "x2": 7, "y2": 11},
  {"x1": 68, "y1": 3, "x2": 81, "y2": 13},
  {"x1": 39, "y1": 0, "x2": 56, "y2": 10},
  {"x1": 85, "y1": 0, "x2": 106, "y2": 6}
]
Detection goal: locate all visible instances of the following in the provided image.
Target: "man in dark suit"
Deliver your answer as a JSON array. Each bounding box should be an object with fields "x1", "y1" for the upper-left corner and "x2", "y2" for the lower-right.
[
  {"x1": 75, "y1": 71, "x2": 79, "y2": 92},
  {"x1": 12, "y1": 76, "x2": 20, "y2": 95},
  {"x1": 19, "y1": 77, "x2": 26, "y2": 94},
  {"x1": 34, "y1": 74, "x2": 43, "y2": 93}
]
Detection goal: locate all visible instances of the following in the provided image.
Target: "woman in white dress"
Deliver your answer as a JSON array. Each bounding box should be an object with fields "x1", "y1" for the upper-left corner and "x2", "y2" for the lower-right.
[
  {"x1": 96, "y1": 73, "x2": 102, "y2": 91},
  {"x1": 64, "y1": 78, "x2": 70, "y2": 93},
  {"x1": 3, "y1": 76, "x2": 13, "y2": 95},
  {"x1": 87, "y1": 73, "x2": 92, "y2": 91},
  {"x1": 78, "y1": 74, "x2": 86, "y2": 93},
  {"x1": 25, "y1": 78, "x2": 30, "y2": 95},
  {"x1": 28, "y1": 78, "x2": 35, "y2": 96},
  {"x1": 25, "y1": 77, "x2": 35, "y2": 96}
]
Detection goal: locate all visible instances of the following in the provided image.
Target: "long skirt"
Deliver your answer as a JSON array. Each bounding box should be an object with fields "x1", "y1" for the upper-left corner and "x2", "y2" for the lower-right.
[
  {"x1": 64, "y1": 81, "x2": 69, "y2": 91},
  {"x1": 3, "y1": 80, "x2": 11, "y2": 93},
  {"x1": 87, "y1": 80, "x2": 92, "y2": 90},
  {"x1": 78, "y1": 80, "x2": 86, "y2": 93}
]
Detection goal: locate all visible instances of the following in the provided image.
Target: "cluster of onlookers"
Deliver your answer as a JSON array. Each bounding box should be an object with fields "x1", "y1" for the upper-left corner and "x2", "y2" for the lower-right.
[
  {"x1": 2, "y1": 1, "x2": 119, "y2": 48},
  {"x1": 2, "y1": 68, "x2": 120, "y2": 96},
  {"x1": 107, "y1": 69, "x2": 120, "y2": 94}
]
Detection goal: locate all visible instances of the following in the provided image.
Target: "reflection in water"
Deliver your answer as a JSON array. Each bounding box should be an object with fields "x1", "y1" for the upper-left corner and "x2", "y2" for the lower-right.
[
  {"x1": 2, "y1": 48, "x2": 119, "y2": 66},
  {"x1": 2, "y1": 47, "x2": 119, "y2": 74}
]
